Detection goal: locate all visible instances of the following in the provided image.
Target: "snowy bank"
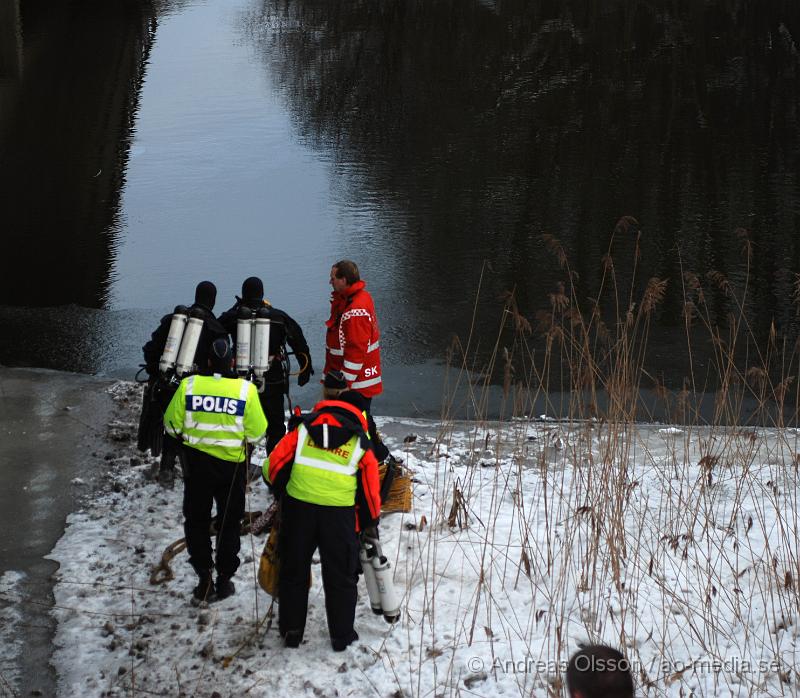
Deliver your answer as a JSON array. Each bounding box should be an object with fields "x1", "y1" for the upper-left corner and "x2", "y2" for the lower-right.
[{"x1": 43, "y1": 381, "x2": 799, "y2": 696}]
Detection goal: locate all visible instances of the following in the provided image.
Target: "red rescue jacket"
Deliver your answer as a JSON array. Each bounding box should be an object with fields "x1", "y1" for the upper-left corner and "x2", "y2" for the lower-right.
[{"x1": 324, "y1": 280, "x2": 382, "y2": 398}]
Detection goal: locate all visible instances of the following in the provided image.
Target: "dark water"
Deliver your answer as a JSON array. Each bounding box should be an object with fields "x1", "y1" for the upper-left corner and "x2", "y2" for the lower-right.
[{"x1": 2, "y1": 0, "x2": 800, "y2": 418}]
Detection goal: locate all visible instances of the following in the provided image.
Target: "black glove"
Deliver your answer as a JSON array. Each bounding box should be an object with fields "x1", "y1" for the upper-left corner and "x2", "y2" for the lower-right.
[{"x1": 297, "y1": 361, "x2": 314, "y2": 387}]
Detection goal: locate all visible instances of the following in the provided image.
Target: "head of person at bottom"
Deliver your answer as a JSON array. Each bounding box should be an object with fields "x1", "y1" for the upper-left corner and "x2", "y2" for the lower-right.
[
  {"x1": 322, "y1": 369, "x2": 347, "y2": 400},
  {"x1": 566, "y1": 644, "x2": 634, "y2": 698},
  {"x1": 324, "y1": 372, "x2": 367, "y2": 410},
  {"x1": 208, "y1": 337, "x2": 235, "y2": 378}
]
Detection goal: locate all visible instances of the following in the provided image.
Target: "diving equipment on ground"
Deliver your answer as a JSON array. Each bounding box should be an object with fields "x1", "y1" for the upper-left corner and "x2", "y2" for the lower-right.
[
  {"x1": 359, "y1": 543, "x2": 383, "y2": 615},
  {"x1": 359, "y1": 535, "x2": 400, "y2": 623}
]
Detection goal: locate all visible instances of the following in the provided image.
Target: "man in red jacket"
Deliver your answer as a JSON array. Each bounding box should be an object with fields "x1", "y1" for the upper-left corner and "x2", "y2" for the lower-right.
[{"x1": 325, "y1": 260, "x2": 382, "y2": 408}]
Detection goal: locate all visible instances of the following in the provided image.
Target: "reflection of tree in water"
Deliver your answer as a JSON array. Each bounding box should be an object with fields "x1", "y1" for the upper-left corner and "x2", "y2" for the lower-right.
[
  {"x1": 0, "y1": 0, "x2": 155, "y2": 310},
  {"x1": 251, "y1": 0, "x2": 800, "y2": 383}
]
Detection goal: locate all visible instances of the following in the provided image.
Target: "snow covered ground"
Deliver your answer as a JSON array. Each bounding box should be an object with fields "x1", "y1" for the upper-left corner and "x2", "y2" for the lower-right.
[
  {"x1": 0, "y1": 571, "x2": 25, "y2": 693},
  {"x1": 25, "y1": 382, "x2": 800, "y2": 695}
]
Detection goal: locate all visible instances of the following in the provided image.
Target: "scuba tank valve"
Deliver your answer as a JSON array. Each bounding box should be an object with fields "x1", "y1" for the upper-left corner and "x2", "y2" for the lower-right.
[
  {"x1": 251, "y1": 306, "x2": 272, "y2": 391},
  {"x1": 158, "y1": 305, "x2": 189, "y2": 375},
  {"x1": 175, "y1": 310, "x2": 204, "y2": 377},
  {"x1": 359, "y1": 541, "x2": 384, "y2": 615},
  {"x1": 235, "y1": 306, "x2": 253, "y2": 377}
]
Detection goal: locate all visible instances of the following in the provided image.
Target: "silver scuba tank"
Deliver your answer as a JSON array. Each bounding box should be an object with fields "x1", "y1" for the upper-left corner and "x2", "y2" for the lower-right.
[
  {"x1": 158, "y1": 305, "x2": 189, "y2": 375},
  {"x1": 235, "y1": 306, "x2": 253, "y2": 377},
  {"x1": 251, "y1": 306, "x2": 272, "y2": 390},
  {"x1": 175, "y1": 310, "x2": 204, "y2": 377},
  {"x1": 359, "y1": 542, "x2": 384, "y2": 615},
  {"x1": 371, "y1": 540, "x2": 400, "y2": 623}
]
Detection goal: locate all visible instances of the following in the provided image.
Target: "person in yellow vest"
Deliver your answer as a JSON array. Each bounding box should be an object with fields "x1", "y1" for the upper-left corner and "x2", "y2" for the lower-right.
[
  {"x1": 164, "y1": 337, "x2": 267, "y2": 604},
  {"x1": 264, "y1": 384, "x2": 381, "y2": 651}
]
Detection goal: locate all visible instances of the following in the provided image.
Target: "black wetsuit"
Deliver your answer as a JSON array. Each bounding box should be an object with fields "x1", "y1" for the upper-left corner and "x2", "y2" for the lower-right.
[{"x1": 218, "y1": 300, "x2": 313, "y2": 452}]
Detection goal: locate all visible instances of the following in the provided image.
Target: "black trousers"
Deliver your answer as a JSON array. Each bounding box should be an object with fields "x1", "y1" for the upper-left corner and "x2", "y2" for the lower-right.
[
  {"x1": 182, "y1": 447, "x2": 245, "y2": 578},
  {"x1": 260, "y1": 390, "x2": 287, "y2": 453},
  {"x1": 278, "y1": 495, "x2": 359, "y2": 643},
  {"x1": 160, "y1": 433, "x2": 186, "y2": 472}
]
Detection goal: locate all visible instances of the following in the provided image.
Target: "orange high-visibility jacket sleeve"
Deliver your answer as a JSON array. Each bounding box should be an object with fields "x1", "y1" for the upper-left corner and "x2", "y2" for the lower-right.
[
  {"x1": 265, "y1": 429, "x2": 299, "y2": 484},
  {"x1": 359, "y1": 448, "x2": 381, "y2": 520}
]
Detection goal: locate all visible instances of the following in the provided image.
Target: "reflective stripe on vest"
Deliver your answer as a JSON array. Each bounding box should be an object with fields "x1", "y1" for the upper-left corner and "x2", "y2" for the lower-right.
[
  {"x1": 286, "y1": 424, "x2": 364, "y2": 506},
  {"x1": 182, "y1": 376, "x2": 251, "y2": 460},
  {"x1": 184, "y1": 377, "x2": 248, "y2": 432}
]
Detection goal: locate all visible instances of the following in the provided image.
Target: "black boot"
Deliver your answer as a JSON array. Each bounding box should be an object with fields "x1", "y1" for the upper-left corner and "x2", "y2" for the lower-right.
[
  {"x1": 157, "y1": 466, "x2": 175, "y2": 489},
  {"x1": 331, "y1": 630, "x2": 359, "y2": 652},
  {"x1": 283, "y1": 630, "x2": 303, "y2": 648},
  {"x1": 191, "y1": 571, "x2": 215, "y2": 606},
  {"x1": 158, "y1": 439, "x2": 178, "y2": 488},
  {"x1": 215, "y1": 575, "x2": 235, "y2": 601}
]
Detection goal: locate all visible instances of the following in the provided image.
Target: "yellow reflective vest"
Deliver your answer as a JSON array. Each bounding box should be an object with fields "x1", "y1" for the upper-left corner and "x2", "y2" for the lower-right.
[
  {"x1": 163, "y1": 374, "x2": 267, "y2": 462},
  {"x1": 286, "y1": 424, "x2": 365, "y2": 506}
]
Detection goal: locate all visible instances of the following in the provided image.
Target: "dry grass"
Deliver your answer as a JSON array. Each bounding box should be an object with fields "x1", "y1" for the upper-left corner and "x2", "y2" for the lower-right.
[{"x1": 395, "y1": 223, "x2": 800, "y2": 697}]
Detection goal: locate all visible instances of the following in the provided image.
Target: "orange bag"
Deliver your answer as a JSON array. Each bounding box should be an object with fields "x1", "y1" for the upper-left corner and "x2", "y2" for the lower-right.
[{"x1": 257, "y1": 519, "x2": 280, "y2": 597}]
